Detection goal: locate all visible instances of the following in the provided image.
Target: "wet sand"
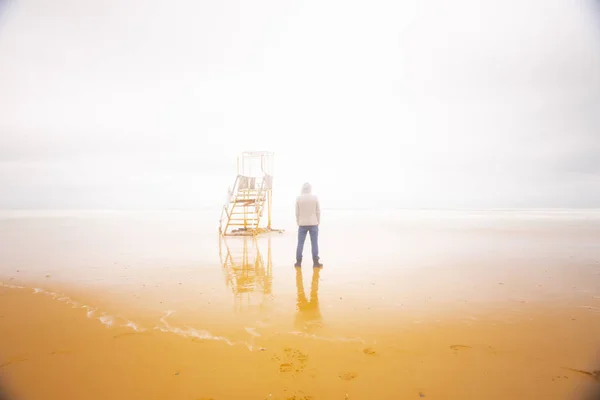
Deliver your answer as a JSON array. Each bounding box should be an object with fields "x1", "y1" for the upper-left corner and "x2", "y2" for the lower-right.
[{"x1": 0, "y1": 210, "x2": 599, "y2": 399}]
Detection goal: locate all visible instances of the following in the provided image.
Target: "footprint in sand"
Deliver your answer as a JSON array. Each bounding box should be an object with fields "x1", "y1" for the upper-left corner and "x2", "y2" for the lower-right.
[
  {"x1": 276, "y1": 348, "x2": 309, "y2": 373},
  {"x1": 564, "y1": 368, "x2": 600, "y2": 382},
  {"x1": 0, "y1": 357, "x2": 28, "y2": 368},
  {"x1": 450, "y1": 345, "x2": 472, "y2": 351},
  {"x1": 362, "y1": 347, "x2": 377, "y2": 356},
  {"x1": 339, "y1": 372, "x2": 358, "y2": 381},
  {"x1": 279, "y1": 363, "x2": 293, "y2": 373}
]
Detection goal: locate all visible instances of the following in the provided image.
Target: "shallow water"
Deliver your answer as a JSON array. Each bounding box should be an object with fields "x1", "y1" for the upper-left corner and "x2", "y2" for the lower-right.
[
  {"x1": 1, "y1": 209, "x2": 598, "y2": 315},
  {"x1": 0, "y1": 209, "x2": 599, "y2": 399}
]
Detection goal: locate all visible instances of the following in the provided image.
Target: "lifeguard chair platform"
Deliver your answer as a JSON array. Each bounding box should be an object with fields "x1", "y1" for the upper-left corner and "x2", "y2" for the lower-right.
[{"x1": 219, "y1": 151, "x2": 280, "y2": 236}]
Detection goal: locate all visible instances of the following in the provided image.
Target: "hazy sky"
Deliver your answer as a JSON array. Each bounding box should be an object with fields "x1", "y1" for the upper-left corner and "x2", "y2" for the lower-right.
[{"x1": 1, "y1": 0, "x2": 599, "y2": 210}]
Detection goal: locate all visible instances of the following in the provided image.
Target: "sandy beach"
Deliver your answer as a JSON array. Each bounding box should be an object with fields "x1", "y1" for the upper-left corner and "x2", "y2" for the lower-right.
[
  {"x1": 2, "y1": 0, "x2": 600, "y2": 397},
  {"x1": 0, "y1": 209, "x2": 599, "y2": 399}
]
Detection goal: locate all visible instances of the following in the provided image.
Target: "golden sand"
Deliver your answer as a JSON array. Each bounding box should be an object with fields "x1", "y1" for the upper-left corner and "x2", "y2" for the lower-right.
[
  {"x1": 0, "y1": 279, "x2": 599, "y2": 400},
  {"x1": 1, "y1": 211, "x2": 599, "y2": 399}
]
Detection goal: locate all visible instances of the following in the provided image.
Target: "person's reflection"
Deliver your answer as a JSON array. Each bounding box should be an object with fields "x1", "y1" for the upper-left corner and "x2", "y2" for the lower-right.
[{"x1": 294, "y1": 268, "x2": 322, "y2": 333}]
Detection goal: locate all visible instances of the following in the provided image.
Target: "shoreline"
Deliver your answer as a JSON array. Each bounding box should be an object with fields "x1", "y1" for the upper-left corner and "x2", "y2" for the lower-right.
[
  {"x1": 1, "y1": 210, "x2": 599, "y2": 399},
  {"x1": 2, "y1": 276, "x2": 599, "y2": 330},
  {"x1": 1, "y1": 282, "x2": 599, "y2": 399}
]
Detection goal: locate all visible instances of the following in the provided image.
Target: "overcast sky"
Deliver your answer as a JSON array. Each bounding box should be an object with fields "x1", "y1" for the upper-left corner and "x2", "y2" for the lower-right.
[{"x1": 0, "y1": 0, "x2": 599, "y2": 210}]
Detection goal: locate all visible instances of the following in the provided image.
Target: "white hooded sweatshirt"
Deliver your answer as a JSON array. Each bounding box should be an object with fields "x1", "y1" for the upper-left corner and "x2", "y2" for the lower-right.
[{"x1": 296, "y1": 183, "x2": 320, "y2": 226}]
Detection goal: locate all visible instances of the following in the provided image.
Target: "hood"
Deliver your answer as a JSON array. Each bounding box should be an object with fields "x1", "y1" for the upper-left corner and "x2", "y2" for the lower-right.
[{"x1": 301, "y1": 182, "x2": 312, "y2": 194}]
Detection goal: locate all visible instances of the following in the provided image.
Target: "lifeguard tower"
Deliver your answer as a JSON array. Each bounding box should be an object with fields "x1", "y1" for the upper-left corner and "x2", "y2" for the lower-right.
[{"x1": 219, "y1": 151, "x2": 277, "y2": 236}]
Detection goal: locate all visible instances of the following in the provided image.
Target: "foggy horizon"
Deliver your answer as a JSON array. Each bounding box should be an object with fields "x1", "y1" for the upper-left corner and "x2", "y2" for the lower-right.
[{"x1": 1, "y1": 0, "x2": 599, "y2": 211}]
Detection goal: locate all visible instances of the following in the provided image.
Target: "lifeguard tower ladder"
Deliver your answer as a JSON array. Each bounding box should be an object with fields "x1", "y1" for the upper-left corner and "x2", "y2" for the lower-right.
[{"x1": 219, "y1": 151, "x2": 275, "y2": 236}]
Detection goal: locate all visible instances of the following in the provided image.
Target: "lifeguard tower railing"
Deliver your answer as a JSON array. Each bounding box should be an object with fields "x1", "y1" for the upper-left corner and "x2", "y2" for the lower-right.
[{"x1": 219, "y1": 151, "x2": 275, "y2": 236}]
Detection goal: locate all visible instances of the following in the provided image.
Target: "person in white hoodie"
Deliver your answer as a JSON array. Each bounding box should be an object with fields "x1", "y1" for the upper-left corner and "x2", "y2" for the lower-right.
[{"x1": 295, "y1": 182, "x2": 323, "y2": 268}]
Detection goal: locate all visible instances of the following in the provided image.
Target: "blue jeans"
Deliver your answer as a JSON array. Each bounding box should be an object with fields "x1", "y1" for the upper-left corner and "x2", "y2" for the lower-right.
[{"x1": 296, "y1": 225, "x2": 319, "y2": 261}]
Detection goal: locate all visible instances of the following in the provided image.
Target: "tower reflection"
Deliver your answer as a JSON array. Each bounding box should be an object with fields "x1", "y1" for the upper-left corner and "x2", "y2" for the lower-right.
[{"x1": 218, "y1": 235, "x2": 273, "y2": 313}]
